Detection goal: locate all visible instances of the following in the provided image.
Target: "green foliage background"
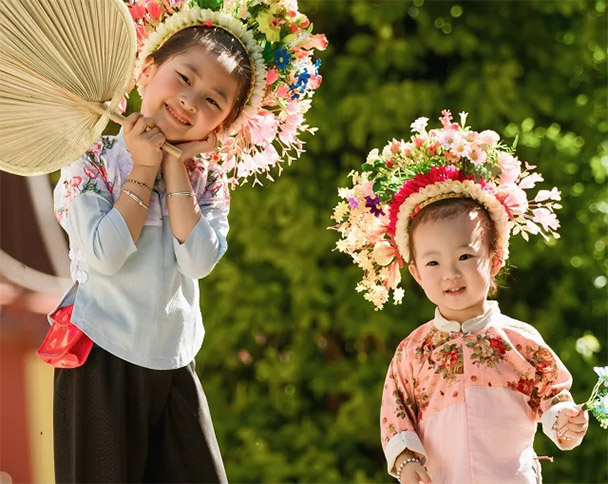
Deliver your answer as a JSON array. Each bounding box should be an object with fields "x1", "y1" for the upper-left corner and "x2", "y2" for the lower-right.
[{"x1": 192, "y1": 1, "x2": 607, "y2": 482}]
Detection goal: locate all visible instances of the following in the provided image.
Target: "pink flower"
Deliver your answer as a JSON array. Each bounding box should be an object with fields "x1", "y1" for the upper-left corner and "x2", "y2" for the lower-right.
[
  {"x1": 255, "y1": 144, "x2": 279, "y2": 168},
  {"x1": 497, "y1": 152, "x2": 521, "y2": 184},
  {"x1": 386, "y1": 260, "x2": 402, "y2": 288},
  {"x1": 83, "y1": 166, "x2": 98, "y2": 179},
  {"x1": 496, "y1": 184, "x2": 529, "y2": 217},
  {"x1": 299, "y1": 34, "x2": 328, "y2": 51},
  {"x1": 146, "y1": 1, "x2": 162, "y2": 19},
  {"x1": 477, "y1": 130, "x2": 500, "y2": 147},
  {"x1": 372, "y1": 241, "x2": 398, "y2": 266},
  {"x1": 70, "y1": 176, "x2": 82, "y2": 188},
  {"x1": 525, "y1": 219, "x2": 541, "y2": 235},
  {"x1": 275, "y1": 85, "x2": 290, "y2": 99},
  {"x1": 266, "y1": 68, "x2": 280, "y2": 86},
  {"x1": 532, "y1": 208, "x2": 560, "y2": 232},
  {"x1": 534, "y1": 187, "x2": 561, "y2": 202},
  {"x1": 519, "y1": 172, "x2": 544, "y2": 189},
  {"x1": 307, "y1": 74, "x2": 323, "y2": 90},
  {"x1": 248, "y1": 112, "x2": 278, "y2": 146},
  {"x1": 468, "y1": 148, "x2": 487, "y2": 165},
  {"x1": 279, "y1": 110, "x2": 303, "y2": 145}
]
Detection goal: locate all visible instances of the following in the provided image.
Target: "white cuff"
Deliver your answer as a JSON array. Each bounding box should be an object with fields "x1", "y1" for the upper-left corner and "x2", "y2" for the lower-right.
[
  {"x1": 541, "y1": 401, "x2": 580, "y2": 449},
  {"x1": 385, "y1": 431, "x2": 427, "y2": 478}
]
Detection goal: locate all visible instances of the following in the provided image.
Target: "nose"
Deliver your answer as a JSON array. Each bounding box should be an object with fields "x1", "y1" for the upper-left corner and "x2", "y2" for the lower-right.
[
  {"x1": 179, "y1": 92, "x2": 198, "y2": 113},
  {"x1": 443, "y1": 262, "x2": 462, "y2": 281}
]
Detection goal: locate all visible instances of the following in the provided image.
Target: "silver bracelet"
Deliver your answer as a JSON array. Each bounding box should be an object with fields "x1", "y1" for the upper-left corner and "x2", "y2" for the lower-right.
[
  {"x1": 121, "y1": 189, "x2": 148, "y2": 209},
  {"x1": 167, "y1": 191, "x2": 195, "y2": 198},
  {"x1": 396, "y1": 456, "x2": 421, "y2": 480}
]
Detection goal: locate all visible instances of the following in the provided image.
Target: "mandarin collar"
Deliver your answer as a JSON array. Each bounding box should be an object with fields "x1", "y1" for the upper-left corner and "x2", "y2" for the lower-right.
[{"x1": 433, "y1": 301, "x2": 500, "y2": 333}]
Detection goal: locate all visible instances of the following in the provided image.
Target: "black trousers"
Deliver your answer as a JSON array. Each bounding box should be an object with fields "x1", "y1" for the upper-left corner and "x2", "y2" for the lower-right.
[{"x1": 54, "y1": 347, "x2": 228, "y2": 483}]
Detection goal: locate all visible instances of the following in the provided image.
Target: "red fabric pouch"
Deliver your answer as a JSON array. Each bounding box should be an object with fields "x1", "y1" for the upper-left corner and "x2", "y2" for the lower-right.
[{"x1": 36, "y1": 304, "x2": 94, "y2": 368}]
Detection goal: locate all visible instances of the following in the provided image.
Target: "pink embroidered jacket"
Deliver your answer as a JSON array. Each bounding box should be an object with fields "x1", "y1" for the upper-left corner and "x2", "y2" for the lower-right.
[{"x1": 381, "y1": 302, "x2": 582, "y2": 483}]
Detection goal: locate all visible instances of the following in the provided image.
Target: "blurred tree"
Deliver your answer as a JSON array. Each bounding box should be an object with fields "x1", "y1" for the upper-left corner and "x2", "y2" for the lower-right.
[{"x1": 189, "y1": 1, "x2": 607, "y2": 482}]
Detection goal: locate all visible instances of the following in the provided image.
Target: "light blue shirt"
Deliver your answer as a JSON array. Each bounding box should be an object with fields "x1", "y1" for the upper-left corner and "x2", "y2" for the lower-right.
[{"x1": 51, "y1": 133, "x2": 230, "y2": 369}]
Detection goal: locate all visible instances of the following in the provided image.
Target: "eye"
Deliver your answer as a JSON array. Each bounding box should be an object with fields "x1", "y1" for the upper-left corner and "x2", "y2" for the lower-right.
[
  {"x1": 426, "y1": 260, "x2": 438, "y2": 267},
  {"x1": 206, "y1": 97, "x2": 220, "y2": 109},
  {"x1": 178, "y1": 72, "x2": 191, "y2": 85},
  {"x1": 459, "y1": 254, "x2": 474, "y2": 261}
]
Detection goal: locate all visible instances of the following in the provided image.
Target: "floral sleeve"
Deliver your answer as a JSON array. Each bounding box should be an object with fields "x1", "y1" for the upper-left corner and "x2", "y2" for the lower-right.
[
  {"x1": 53, "y1": 137, "x2": 136, "y2": 277},
  {"x1": 54, "y1": 138, "x2": 116, "y2": 227},
  {"x1": 516, "y1": 331, "x2": 579, "y2": 449},
  {"x1": 380, "y1": 338, "x2": 427, "y2": 477}
]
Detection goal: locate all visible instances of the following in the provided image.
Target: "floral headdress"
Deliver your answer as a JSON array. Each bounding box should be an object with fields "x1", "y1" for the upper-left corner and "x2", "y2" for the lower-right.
[
  {"x1": 331, "y1": 110, "x2": 562, "y2": 310},
  {"x1": 126, "y1": 0, "x2": 327, "y2": 186}
]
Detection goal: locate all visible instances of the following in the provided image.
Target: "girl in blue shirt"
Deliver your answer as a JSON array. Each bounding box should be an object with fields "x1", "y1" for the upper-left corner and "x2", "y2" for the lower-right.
[{"x1": 49, "y1": 2, "x2": 326, "y2": 482}]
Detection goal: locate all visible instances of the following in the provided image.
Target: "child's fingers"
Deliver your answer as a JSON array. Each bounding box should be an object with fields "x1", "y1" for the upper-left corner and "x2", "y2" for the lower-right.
[
  {"x1": 416, "y1": 467, "x2": 433, "y2": 484},
  {"x1": 123, "y1": 113, "x2": 142, "y2": 132},
  {"x1": 132, "y1": 116, "x2": 156, "y2": 135}
]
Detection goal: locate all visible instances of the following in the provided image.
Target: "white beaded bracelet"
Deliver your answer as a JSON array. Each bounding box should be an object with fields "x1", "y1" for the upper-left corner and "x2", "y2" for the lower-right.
[
  {"x1": 396, "y1": 456, "x2": 421, "y2": 481},
  {"x1": 167, "y1": 191, "x2": 195, "y2": 198},
  {"x1": 121, "y1": 189, "x2": 148, "y2": 209}
]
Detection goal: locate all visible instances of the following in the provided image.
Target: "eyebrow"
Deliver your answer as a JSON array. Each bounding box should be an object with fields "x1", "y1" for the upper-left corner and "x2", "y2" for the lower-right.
[
  {"x1": 418, "y1": 244, "x2": 474, "y2": 259},
  {"x1": 183, "y1": 63, "x2": 229, "y2": 104}
]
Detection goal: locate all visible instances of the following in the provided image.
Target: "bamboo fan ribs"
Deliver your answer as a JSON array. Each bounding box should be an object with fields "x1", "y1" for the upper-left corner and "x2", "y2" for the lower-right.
[{"x1": 0, "y1": 0, "x2": 137, "y2": 175}]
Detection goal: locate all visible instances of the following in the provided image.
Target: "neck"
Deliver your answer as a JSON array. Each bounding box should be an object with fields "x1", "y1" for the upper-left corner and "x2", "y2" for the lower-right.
[{"x1": 438, "y1": 299, "x2": 492, "y2": 323}]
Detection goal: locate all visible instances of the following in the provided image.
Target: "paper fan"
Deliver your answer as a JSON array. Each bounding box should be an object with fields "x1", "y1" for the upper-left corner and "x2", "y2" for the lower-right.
[{"x1": 0, "y1": 0, "x2": 179, "y2": 176}]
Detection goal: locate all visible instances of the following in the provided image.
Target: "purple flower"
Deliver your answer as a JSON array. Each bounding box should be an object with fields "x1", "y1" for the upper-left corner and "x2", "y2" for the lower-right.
[
  {"x1": 365, "y1": 195, "x2": 384, "y2": 217},
  {"x1": 348, "y1": 196, "x2": 359, "y2": 208}
]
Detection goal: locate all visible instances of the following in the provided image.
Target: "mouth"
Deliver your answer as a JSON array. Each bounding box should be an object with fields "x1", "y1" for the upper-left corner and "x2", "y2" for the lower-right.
[
  {"x1": 165, "y1": 103, "x2": 191, "y2": 126},
  {"x1": 444, "y1": 286, "x2": 465, "y2": 296}
]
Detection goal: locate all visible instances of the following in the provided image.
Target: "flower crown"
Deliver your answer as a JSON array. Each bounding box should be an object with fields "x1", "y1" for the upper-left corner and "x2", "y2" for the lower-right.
[
  {"x1": 126, "y1": 0, "x2": 327, "y2": 186},
  {"x1": 331, "y1": 110, "x2": 562, "y2": 310}
]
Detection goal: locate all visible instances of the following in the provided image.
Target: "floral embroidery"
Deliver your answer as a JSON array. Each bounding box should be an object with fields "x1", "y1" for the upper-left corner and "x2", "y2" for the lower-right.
[
  {"x1": 434, "y1": 343, "x2": 464, "y2": 380},
  {"x1": 466, "y1": 334, "x2": 512, "y2": 367},
  {"x1": 415, "y1": 328, "x2": 452, "y2": 366}
]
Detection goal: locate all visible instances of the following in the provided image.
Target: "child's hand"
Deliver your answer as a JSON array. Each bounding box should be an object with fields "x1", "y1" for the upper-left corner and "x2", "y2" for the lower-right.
[
  {"x1": 556, "y1": 404, "x2": 589, "y2": 448},
  {"x1": 123, "y1": 113, "x2": 166, "y2": 168},
  {"x1": 164, "y1": 131, "x2": 218, "y2": 163},
  {"x1": 399, "y1": 462, "x2": 432, "y2": 484}
]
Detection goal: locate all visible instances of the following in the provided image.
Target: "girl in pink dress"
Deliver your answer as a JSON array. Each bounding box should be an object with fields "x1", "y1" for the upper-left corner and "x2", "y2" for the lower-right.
[{"x1": 332, "y1": 110, "x2": 588, "y2": 483}]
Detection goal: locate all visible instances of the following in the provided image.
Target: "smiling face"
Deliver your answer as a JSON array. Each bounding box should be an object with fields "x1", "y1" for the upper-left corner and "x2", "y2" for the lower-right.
[
  {"x1": 408, "y1": 210, "x2": 502, "y2": 323},
  {"x1": 139, "y1": 46, "x2": 240, "y2": 143}
]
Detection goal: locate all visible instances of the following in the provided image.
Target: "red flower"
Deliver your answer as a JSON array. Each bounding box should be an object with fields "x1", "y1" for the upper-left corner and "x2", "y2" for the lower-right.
[
  {"x1": 146, "y1": 1, "x2": 162, "y2": 19},
  {"x1": 201, "y1": 20, "x2": 214, "y2": 28},
  {"x1": 489, "y1": 337, "x2": 507, "y2": 355},
  {"x1": 515, "y1": 378, "x2": 534, "y2": 396},
  {"x1": 70, "y1": 176, "x2": 82, "y2": 188},
  {"x1": 129, "y1": 4, "x2": 146, "y2": 20},
  {"x1": 388, "y1": 165, "x2": 478, "y2": 235},
  {"x1": 83, "y1": 166, "x2": 98, "y2": 179}
]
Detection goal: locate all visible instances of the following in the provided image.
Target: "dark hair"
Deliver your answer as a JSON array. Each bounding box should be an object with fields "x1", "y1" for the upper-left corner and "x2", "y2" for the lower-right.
[
  {"x1": 150, "y1": 26, "x2": 254, "y2": 130},
  {"x1": 408, "y1": 197, "x2": 501, "y2": 293}
]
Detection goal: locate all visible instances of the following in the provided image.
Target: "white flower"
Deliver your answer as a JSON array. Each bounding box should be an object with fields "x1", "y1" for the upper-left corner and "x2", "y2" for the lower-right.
[{"x1": 410, "y1": 117, "x2": 429, "y2": 134}]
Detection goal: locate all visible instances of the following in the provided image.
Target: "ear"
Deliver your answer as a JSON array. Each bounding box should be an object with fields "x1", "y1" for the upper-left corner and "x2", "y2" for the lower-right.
[
  {"x1": 408, "y1": 263, "x2": 422, "y2": 286},
  {"x1": 490, "y1": 253, "x2": 503, "y2": 277},
  {"x1": 138, "y1": 57, "x2": 157, "y2": 89}
]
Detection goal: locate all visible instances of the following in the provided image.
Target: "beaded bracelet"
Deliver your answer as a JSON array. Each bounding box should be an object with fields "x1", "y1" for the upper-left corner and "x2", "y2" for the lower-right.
[
  {"x1": 167, "y1": 191, "x2": 196, "y2": 198},
  {"x1": 121, "y1": 189, "x2": 149, "y2": 209},
  {"x1": 396, "y1": 456, "x2": 421, "y2": 481},
  {"x1": 125, "y1": 178, "x2": 153, "y2": 192}
]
